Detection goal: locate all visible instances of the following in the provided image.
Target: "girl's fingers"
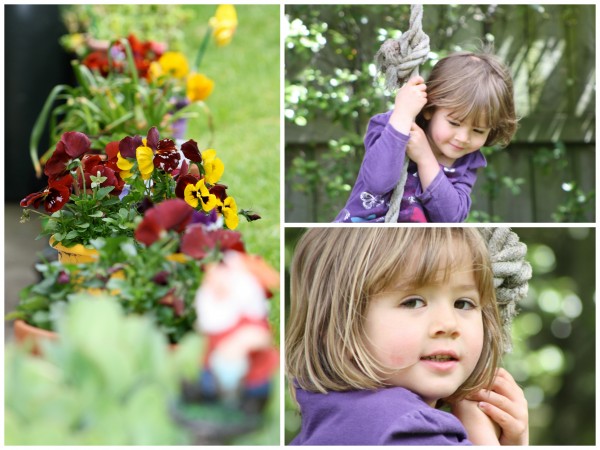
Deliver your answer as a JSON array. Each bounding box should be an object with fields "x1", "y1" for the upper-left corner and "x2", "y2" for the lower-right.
[
  {"x1": 408, "y1": 75, "x2": 425, "y2": 85},
  {"x1": 478, "y1": 401, "x2": 529, "y2": 445},
  {"x1": 491, "y1": 369, "x2": 527, "y2": 403}
]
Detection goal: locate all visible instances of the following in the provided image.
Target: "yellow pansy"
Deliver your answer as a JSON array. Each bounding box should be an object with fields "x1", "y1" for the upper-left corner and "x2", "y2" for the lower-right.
[
  {"x1": 209, "y1": 5, "x2": 238, "y2": 47},
  {"x1": 221, "y1": 196, "x2": 239, "y2": 230},
  {"x1": 186, "y1": 73, "x2": 215, "y2": 102},
  {"x1": 184, "y1": 178, "x2": 218, "y2": 212},
  {"x1": 148, "y1": 61, "x2": 164, "y2": 84},
  {"x1": 116, "y1": 152, "x2": 134, "y2": 180},
  {"x1": 136, "y1": 141, "x2": 154, "y2": 180},
  {"x1": 157, "y1": 51, "x2": 190, "y2": 79},
  {"x1": 201, "y1": 149, "x2": 224, "y2": 185}
]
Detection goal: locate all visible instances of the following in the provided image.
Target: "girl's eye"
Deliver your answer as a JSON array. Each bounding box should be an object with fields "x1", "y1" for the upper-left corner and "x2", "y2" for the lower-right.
[
  {"x1": 473, "y1": 129, "x2": 486, "y2": 134},
  {"x1": 400, "y1": 297, "x2": 425, "y2": 309},
  {"x1": 455, "y1": 299, "x2": 477, "y2": 310},
  {"x1": 448, "y1": 120, "x2": 459, "y2": 127}
]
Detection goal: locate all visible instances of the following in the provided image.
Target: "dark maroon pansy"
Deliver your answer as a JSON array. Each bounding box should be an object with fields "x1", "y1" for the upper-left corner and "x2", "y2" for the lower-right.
[
  {"x1": 60, "y1": 131, "x2": 91, "y2": 158},
  {"x1": 118, "y1": 135, "x2": 143, "y2": 159},
  {"x1": 181, "y1": 139, "x2": 202, "y2": 162},
  {"x1": 44, "y1": 142, "x2": 70, "y2": 179},
  {"x1": 153, "y1": 138, "x2": 180, "y2": 173},
  {"x1": 152, "y1": 270, "x2": 170, "y2": 285},
  {"x1": 134, "y1": 198, "x2": 195, "y2": 246},
  {"x1": 180, "y1": 225, "x2": 245, "y2": 260},
  {"x1": 146, "y1": 127, "x2": 160, "y2": 151},
  {"x1": 20, "y1": 175, "x2": 73, "y2": 213},
  {"x1": 209, "y1": 183, "x2": 229, "y2": 203}
]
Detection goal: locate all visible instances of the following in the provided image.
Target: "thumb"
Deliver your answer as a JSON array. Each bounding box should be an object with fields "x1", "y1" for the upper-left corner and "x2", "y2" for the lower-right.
[{"x1": 407, "y1": 75, "x2": 425, "y2": 86}]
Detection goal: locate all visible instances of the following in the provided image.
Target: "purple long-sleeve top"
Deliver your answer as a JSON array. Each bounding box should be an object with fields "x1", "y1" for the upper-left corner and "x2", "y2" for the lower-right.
[
  {"x1": 290, "y1": 386, "x2": 472, "y2": 445},
  {"x1": 334, "y1": 111, "x2": 486, "y2": 223}
]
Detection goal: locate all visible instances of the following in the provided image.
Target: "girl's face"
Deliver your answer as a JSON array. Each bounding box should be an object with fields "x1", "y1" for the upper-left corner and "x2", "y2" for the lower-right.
[
  {"x1": 363, "y1": 260, "x2": 484, "y2": 407},
  {"x1": 425, "y1": 108, "x2": 491, "y2": 166}
]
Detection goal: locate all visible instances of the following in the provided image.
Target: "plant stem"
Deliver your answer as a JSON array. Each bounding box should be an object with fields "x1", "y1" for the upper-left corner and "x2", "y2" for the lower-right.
[{"x1": 193, "y1": 27, "x2": 212, "y2": 71}]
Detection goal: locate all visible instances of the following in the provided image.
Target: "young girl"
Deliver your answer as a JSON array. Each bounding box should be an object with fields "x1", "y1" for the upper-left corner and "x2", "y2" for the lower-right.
[
  {"x1": 334, "y1": 51, "x2": 517, "y2": 223},
  {"x1": 286, "y1": 228, "x2": 529, "y2": 445}
]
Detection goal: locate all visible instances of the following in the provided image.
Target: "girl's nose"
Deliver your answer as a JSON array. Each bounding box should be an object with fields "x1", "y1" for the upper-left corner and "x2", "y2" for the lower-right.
[
  {"x1": 455, "y1": 127, "x2": 470, "y2": 144},
  {"x1": 430, "y1": 305, "x2": 460, "y2": 338}
]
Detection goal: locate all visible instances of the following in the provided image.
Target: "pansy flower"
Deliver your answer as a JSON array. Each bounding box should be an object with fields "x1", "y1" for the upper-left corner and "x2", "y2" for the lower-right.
[
  {"x1": 155, "y1": 51, "x2": 190, "y2": 80},
  {"x1": 201, "y1": 149, "x2": 224, "y2": 184},
  {"x1": 186, "y1": 73, "x2": 215, "y2": 102},
  {"x1": 219, "y1": 196, "x2": 239, "y2": 230},
  {"x1": 80, "y1": 154, "x2": 125, "y2": 195},
  {"x1": 209, "y1": 5, "x2": 238, "y2": 47},
  {"x1": 44, "y1": 132, "x2": 91, "y2": 180},
  {"x1": 116, "y1": 127, "x2": 160, "y2": 180},
  {"x1": 153, "y1": 138, "x2": 181, "y2": 174},
  {"x1": 184, "y1": 178, "x2": 218, "y2": 212},
  {"x1": 136, "y1": 140, "x2": 155, "y2": 180},
  {"x1": 175, "y1": 173, "x2": 200, "y2": 199},
  {"x1": 135, "y1": 198, "x2": 195, "y2": 246},
  {"x1": 180, "y1": 224, "x2": 245, "y2": 260},
  {"x1": 180, "y1": 139, "x2": 202, "y2": 163},
  {"x1": 20, "y1": 174, "x2": 73, "y2": 213}
]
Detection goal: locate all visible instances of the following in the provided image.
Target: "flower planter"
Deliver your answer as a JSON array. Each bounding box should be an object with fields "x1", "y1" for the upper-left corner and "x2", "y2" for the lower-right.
[
  {"x1": 13, "y1": 319, "x2": 58, "y2": 355},
  {"x1": 49, "y1": 236, "x2": 98, "y2": 263}
]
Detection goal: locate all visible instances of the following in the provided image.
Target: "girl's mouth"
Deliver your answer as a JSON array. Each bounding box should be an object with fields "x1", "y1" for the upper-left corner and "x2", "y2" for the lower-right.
[{"x1": 421, "y1": 355, "x2": 457, "y2": 362}]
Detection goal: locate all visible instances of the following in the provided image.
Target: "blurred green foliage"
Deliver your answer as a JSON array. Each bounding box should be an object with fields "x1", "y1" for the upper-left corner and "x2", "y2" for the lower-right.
[
  {"x1": 283, "y1": 227, "x2": 595, "y2": 445},
  {"x1": 285, "y1": 5, "x2": 595, "y2": 222}
]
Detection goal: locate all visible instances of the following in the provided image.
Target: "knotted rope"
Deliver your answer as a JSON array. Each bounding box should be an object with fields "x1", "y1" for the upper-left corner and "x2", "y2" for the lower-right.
[
  {"x1": 375, "y1": 5, "x2": 430, "y2": 223},
  {"x1": 480, "y1": 228, "x2": 533, "y2": 352}
]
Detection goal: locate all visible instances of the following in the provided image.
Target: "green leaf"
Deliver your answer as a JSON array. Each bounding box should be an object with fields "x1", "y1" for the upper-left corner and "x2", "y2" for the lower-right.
[
  {"x1": 96, "y1": 186, "x2": 115, "y2": 200},
  {"x1": 65, "y1": 230, "x2": 80, "y2": 240}
]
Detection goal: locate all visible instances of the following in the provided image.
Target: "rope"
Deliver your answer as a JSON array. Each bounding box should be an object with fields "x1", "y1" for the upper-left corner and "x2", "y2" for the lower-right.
[
  {"x1": 480, "y1": 228, "x2": 533, "y2": 352},
  {"x1": 375, "y1": 5, "x2": 430, "y2": 223},
  {"x1": 375, "y1": 5, "x2": 430, "y2": 91}
]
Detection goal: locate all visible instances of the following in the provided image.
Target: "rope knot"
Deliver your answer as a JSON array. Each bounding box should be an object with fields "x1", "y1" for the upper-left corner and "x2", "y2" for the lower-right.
[
  {"x1": 480, "y1": 227, "x2": 533, "y2": 352},
  {"x1": 375, "y1": 4, "x2": 430, "y2": 91}
]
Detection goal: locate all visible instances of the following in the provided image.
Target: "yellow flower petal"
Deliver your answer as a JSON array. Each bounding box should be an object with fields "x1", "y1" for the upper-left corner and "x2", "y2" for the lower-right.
[
  {"x1": 158, "y1": 51, "x2": 190, "y2": 79},
  {"x1": 209, "y1": 5, "x2": 238, "y2": 47},
  {"x1": 136, "y1": 145, "x2": 154, "y2": 180},
  {"x1": 184, "y1": 183, "x2": 200, "y2": 208},
  {"x1": 116, "y1": 152, "x2": 134, "y2": 180},
  {"x1": 222, "y1": 196, "x2": 239, "y2": 229},
  {"x1": 186, "y1": 72, "x2": 215, "y2": 102},
  {"x1": 201, "y1": 149, "x2": 224, "y2": 185},
  {"x1": 148, "y1": 61, "x2": 164, "y2": 83}
]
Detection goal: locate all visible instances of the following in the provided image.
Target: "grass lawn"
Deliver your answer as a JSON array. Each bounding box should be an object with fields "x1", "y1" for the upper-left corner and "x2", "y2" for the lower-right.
[
  {"x1": 180, "y1": 5, "x2": 281, "y2": 445},
  {"x1": 180, "y1": 5, "x2": 281, "y2": 330}
]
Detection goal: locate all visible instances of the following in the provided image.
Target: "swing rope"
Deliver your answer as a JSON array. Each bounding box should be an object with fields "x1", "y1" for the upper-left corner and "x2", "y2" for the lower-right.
[
  {"x1": 480, "y1": 228, "x2": 533, "y2": 352},
  {"x1": 375, "y1": 4, "x2": 430, "y2": 224}
]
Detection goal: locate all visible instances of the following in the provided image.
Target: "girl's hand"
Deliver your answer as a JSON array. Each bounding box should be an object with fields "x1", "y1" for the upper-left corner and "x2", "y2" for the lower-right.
[
  {"x1": 467, "y1": 368, "x2": 529, "y2": 445},
  {"x1": 389, "y1": 76, "x2": 427, "y2": 134},
  {"x1": 451, "y1": 399, "x2": 501, "y2": 445},
  {"x1": 407, "y1": 122, "x2": 439, "y2": 190},
  {"x1": 406, "y1": 122, "x2": 434, "y2": 164}
]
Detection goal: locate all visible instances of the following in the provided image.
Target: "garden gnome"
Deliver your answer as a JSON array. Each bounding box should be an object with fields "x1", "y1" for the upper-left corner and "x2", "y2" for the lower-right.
[{"x1": 194, "y1": 250, "x2": 279, "y2": 411}]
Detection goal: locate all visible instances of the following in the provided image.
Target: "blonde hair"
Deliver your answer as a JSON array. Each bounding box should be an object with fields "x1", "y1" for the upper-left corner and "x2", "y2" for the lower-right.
[
  {"x1": 286, "y1": 227, "x2": 503, "y2": 404},
  {"x1": 416, "y1": 51, "x2": 518, "y2": 147}
]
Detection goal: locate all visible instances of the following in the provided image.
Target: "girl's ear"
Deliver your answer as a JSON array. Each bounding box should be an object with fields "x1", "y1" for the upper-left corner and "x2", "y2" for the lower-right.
[{"x1": 423, "y1": 109, "x2": 433, "y2": 120}]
